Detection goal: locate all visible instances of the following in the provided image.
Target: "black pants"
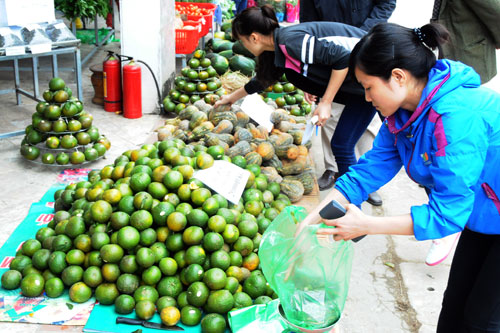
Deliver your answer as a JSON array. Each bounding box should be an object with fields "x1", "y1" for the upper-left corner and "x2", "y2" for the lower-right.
[{"x1": 437, "y1": 228, "x2": 500, "y2": 332}]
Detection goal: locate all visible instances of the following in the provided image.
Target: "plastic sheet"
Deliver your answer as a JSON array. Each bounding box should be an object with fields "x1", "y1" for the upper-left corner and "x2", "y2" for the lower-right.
[
  {"x1": 0, "y1": 27, "x2": 24, "y2": 48},
  {"x1": 259, "y1": 206, "x2": 354, "y2": 330},
  {"x1": 20, "y1": 24, "x2": 51, "y2": 45},
  {"x1": 45, "y1": 20, "x2": 77, "y2": 43}
]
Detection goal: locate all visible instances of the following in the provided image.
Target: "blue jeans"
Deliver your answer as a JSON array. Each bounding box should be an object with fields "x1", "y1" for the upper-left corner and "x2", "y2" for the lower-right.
[{"x1": 330, "y1": 93, "x2": 377, "y2": 177}]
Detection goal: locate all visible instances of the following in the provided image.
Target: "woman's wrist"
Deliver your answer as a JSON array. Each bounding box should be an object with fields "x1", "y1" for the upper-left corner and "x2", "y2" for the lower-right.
[{"x1": 362, "y1": 215, "x2": 378, "y2": 235}]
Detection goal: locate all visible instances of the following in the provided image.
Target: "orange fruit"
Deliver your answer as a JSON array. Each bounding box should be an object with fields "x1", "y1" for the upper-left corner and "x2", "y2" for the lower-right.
[{"x1": 160, "y1": 306, "x2": 181, "y2": 326}]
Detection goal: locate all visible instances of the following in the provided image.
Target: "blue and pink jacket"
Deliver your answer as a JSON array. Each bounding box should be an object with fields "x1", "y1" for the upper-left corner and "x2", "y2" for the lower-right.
[{"x1": 335, "y1": 60, "x2": 500, "y2": 240}]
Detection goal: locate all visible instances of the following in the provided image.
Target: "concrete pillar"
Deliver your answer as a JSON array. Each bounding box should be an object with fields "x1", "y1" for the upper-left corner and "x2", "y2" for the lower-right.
[{"x1": 120, "y1": 0, "x2": 176, "y2": 114}]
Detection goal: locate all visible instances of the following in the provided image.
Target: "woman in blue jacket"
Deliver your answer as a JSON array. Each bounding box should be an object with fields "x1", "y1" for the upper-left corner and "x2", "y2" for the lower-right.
[
  {"x1": 297, "y1": 22, "x2": 500, "y2": 331},
  {"x1": 214, "y1": 5, "x2": 378, "y2": 197}
]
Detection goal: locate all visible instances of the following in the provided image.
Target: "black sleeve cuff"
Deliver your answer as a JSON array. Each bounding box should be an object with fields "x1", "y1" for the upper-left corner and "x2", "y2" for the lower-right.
[{"x1": 244, "y1": 78, "x2": 265, "y2": 95}]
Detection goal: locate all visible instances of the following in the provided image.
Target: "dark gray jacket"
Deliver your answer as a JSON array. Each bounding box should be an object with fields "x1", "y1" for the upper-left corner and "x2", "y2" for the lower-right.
[{"x1": 300, "y1": 0, "x2": 396, "y2": 32}]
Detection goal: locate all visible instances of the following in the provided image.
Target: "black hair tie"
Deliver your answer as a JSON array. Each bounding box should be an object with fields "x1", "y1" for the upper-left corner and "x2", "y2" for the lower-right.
[{"x1": 413, "y1": 27, "x2": 425, "y2": 44}]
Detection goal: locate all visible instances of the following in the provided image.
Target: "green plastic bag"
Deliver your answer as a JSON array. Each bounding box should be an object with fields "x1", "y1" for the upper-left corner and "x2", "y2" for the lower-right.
[
  {"x1": 228, "y1": 299, "x2": 288, "y2": 332},
  {"x1": 259, "y1": 206, "x2": 354, "y2": 330}
]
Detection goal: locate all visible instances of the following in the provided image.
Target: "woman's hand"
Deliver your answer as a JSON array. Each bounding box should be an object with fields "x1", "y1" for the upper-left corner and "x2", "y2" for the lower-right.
[
  {"x1": 317, "y1": 204, "x2": 371, "y2": 241},
  {"x1": 214, "y1": 87, "x2": 248, "y2": 108},
  {"x1": 313, "y1": 101, "x2": 332, "y2": 126},
  {"x1": 304, "y1": 92, "x2": 317, "y2": 104},
  {"x1": 213, "y1": 94, "x2": 234, "y2": 108}
]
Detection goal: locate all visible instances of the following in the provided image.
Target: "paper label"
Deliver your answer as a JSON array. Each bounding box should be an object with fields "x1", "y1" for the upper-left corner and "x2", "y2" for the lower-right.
[
  {"x1": 5, "y1": 46, "x2": 26, "y2": 56},
  {"x1": 193, "y1": 160, "x2": 250, "y2": 204},
  {"x1": 30, "y1": 43, "x2": 51, "y2": 54},
  {"x1": 240, "y1": 93, "x2": 274, "y2": 132}
]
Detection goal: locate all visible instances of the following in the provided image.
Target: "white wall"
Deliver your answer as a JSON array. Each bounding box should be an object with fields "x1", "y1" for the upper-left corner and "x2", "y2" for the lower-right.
[{"x1": 120, "y1": 0, "x2": 175, "y2": 114}]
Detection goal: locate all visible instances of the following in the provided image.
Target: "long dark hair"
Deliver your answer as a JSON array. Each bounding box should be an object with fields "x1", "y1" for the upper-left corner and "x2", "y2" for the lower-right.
[
  {"x1": 349, "y1": 23, "x2": 450, "y2": 81},
  {"x1": 232, "y1": 5, "x2": 281, "y2": 87}
]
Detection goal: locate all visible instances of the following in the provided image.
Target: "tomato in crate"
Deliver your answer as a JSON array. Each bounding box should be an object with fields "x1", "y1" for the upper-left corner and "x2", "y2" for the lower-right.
[{"x1": 175, "y1": 2, "x2": 217, "y2": 37}]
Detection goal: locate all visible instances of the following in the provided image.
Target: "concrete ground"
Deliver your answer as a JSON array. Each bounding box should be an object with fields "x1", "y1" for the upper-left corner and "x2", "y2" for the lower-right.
[{"x1": 0, "y1": 0, "x2": 499, "y2": 332}]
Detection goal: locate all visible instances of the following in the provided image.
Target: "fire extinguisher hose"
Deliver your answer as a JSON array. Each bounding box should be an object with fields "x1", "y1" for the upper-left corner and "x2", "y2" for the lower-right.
[
  {"x1": 136, "y1": 59, "x2": 164, "y2": 114},
  {"x1": 112, "y1": 53, "x2": 165, "y2": 114}
]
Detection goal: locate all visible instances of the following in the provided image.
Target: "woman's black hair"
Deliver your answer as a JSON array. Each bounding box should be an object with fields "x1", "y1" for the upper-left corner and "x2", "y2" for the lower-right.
[
  {"x1": 349, "y1": 22, "x2": 451, "y2": 81},
  {"x1": 232, "y1": 5, "x2": 281, "y2": 87}
]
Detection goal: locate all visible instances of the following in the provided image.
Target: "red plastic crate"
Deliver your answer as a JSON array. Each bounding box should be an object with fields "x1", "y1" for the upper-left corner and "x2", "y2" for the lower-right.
[
  {"x1": 175, "y1": 21, "x2": 201, "y2": 54},
  {"x1": 175, "y1": 2, "x2": 217, "y2": 37}
]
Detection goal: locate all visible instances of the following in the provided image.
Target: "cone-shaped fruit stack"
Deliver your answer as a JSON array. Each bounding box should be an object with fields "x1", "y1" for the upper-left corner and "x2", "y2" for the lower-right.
[
  {"x1": 164, "y1": 49, "x2": 228, "y2": 114},
  {"x1": 20, "y1": 77, "x2": 111, "y2": 165}
]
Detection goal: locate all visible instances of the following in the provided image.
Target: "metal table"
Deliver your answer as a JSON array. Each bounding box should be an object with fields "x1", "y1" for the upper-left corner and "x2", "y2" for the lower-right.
[{"x1": 0, "y1": 45, "x2": 82, "y2": 139}]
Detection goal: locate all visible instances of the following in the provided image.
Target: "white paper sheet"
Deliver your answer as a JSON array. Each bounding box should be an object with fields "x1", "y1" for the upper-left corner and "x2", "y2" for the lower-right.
[
  {"x1": 193, "y1": 160, "x2": 251, "y2": 204},
  {"x1": 240, "y1": 93, "x2": 274, "y2": 132}
]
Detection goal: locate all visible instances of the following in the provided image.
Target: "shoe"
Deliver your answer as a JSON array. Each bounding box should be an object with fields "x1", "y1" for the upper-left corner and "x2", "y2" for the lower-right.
[
  {"x1": 318, "y1": 170, "x2": 337, "y2": 191},
  {"x1": 367, "y1": 191, "x2": 383, "y2": 206},
  {"x1": 425, "y1": 232, "x2": 461, "y2": 266}
]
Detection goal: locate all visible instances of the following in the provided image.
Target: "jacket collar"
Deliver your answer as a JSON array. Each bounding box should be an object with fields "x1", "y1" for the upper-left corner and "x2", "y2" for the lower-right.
[
  {"x1": 386, "y1": 73, "x2": 450, "y2": 134},
  {"x1": 273, "y1": 27, "x2": 285, "y2": 68}
]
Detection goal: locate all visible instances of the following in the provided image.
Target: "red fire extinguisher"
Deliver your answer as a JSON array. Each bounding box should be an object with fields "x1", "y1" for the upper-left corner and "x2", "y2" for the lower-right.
[
  {"x1": 122, "y1": 60, "x2": 142, "y2": 119},
  {"x1": 103, "y1": 51, "x2": 122, "y2": 112}
]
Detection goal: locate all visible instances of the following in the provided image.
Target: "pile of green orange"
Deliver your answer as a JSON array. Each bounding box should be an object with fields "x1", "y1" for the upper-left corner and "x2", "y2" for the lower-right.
[
  {"x1": 263, "y1": 74, "x2": 312, "y2": 116},
  {"x1": 163, "y1": 50, "x2": 228, "y2": 114},
  {"x1": 20, "y1": 77, "x2": 110, "y2": 165},
  {"x1": 3, "y1": 138, "x2": 291, "y2": 332}
]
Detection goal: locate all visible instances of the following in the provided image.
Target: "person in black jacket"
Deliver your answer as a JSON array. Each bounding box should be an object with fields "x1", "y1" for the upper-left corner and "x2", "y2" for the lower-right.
[
  {"x1": 215, "y1": 6, "x2": 377, "y2": 196},
  {"x1": 300, "y1": 0, "x2": 396, "y2": 204},
  {"x1": 300, "y1": 0, "x2": 396, "y2": 32}
]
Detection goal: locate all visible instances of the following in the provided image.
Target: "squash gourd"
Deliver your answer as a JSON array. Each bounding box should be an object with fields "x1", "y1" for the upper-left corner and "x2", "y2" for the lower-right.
[
  {"x1": 264, "y1": 155, "x2": 283, "y2": 172},
  {"x1": 234, "y1": 127, "x2": 253, "y2": 143},
  {"x1": 178, "y1": 119, "x2": 190, "y2": 131},
  {"x1": 260, "y1": 166, "x2": 283, "y2": 183},
  {"x1": 297, "y1": 145, "x2": 309, "y2": 157},
  {"x1": 209, "y1": 108, "x2": 238, "y2": 127},
  {"x1": 213, "y1": 119, "x2": 234, "y2": 134},
  {"x1": 172, "y1": 129, "x2": 187, "y2": 142},
  {"x1": 275, "y1": 144, "x2": 297, "y2": 160},
  {"x1": 270, "y1": 110, "x2": 290, "y2": 124},
  {"x1": 178, "y1": 105, "x2": 199, "y2": 120},
  {"x1": 188, "y1": 121, "x2": 214, "y2": 141},
  {"x1": 269, "y1": 133, "x2": 294, "y2": 147},
  {"x1": 281, "y1": 156, "x2": 307, "y2": 175},
  {"x1": 227, "y1": 140, "x2": 252, "y2": 157},
  {"x1": 285, "y1": 171, "x2": 315, "y2": 194},
  {"x1": 280, "y1": 178, "x2": 304, "y2": 203},
  {"x1": 245, "y1": 151, "x2": 263, "y2": 166},
  {"x1": 288, "y1": 130, "x2": 304, "y2": 145},
  {"x1": 235, "y1": 110, "x2": 250, "y2": 128},
  {"x1": 189, "y1": 111, "x2": 208, "y2": 130},
  {"x1": 256, "y1": 141, "x2": 275, "y2": 161},
  {"x1": 205, "y1": 133, "x2": 235, "y2": 146},
  {"x1": 193, "y1": 100, "x2": 212, "y2": 113}
]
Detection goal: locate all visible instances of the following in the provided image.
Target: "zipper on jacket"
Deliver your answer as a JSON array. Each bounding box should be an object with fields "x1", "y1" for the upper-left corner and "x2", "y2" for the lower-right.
[
  {"x1": 406, "y1": 142, "x2": 417, "y2": 183},
  {"x1": 482, "y1": 183, "x2": 500, "y2": 215}
]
